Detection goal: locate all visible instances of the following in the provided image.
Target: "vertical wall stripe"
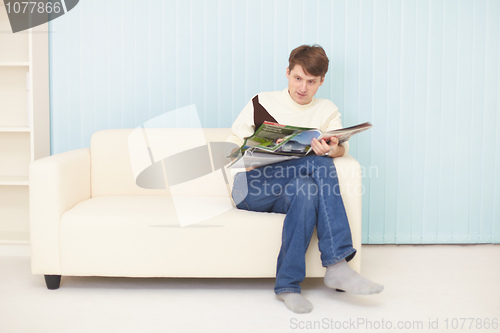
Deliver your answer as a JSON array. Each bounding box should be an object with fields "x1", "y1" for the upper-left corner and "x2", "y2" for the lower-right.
[
  {"x1": 494, "y1": 0, "x2": 500, "y2": 243},
  {"x1": 422, "y1": 0, "x2": 442, "y2": 243},
  {"x1": 384, "y1": 0, "x2": 401, "y2": 243},
  {"x1": 412, "y1": 0, "x2": 429, "y2": 243},
  {"x1": 330, "y1": 0, "x2": 345, "y2": 112},
  {"x1": 218, "y1": 0, "x2": 232, "y2": 127},
  {"x1": 49, "y1": 0, "x2": 500, "y2": 244},
  {"x1": 357, "y1": 0, "x2": 373, "y2": 243},
  {"x1": 453, "y1": 0, "x2": 471, "y2": 243},
  {"x1": 481, "y1": 0, "x2": 499, "y2": 243},
  {"x1": 368, "y1": 0, "x2": 388, "y2": 243},
  {"x1": 396, "y1": 0, "x2": 416, "y2": 243},
  {"x1": 469, "y1": 0, "x2": 486, "y2": 243}
]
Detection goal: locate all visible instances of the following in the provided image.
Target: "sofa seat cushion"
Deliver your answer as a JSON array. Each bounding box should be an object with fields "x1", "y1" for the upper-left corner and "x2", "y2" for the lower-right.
[{"x1": 59, "y1": 196, "x2": 325, "y2": 278}]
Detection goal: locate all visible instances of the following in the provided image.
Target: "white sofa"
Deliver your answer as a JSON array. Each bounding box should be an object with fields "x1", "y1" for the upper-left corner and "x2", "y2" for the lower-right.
[{"x1": 29, "y1": 128, "x2": 363, "y2": 289}]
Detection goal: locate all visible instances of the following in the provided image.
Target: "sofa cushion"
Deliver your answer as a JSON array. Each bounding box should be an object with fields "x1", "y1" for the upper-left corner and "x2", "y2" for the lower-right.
[{"x1": 59, "y1": 196, "x2": 326, "y2": 277}]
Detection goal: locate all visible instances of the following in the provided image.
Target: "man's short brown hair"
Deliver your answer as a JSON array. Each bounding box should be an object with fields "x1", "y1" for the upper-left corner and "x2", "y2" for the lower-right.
[{"x1": 288, "y1": 44, "x2": 329, "y2": 78}]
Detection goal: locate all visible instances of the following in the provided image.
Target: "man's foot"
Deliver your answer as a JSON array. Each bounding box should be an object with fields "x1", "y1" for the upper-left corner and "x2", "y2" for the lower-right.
[
  {"x1": 324, "y1": 259, "x2": 384, "y2": 295},
  {"x1": 276, "y1": 292, "x2": 313, "y2": 314}
]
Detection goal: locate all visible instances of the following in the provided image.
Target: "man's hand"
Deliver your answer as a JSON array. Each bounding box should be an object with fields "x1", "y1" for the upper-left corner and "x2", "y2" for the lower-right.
[{"x1": 311, "y1": 136, "x2": 345, "y2": 158}]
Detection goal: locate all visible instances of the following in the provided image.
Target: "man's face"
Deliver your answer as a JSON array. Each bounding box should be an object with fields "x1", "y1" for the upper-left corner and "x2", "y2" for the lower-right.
[{"x1": 286, "y1": 64, "x2": 324, "y2": 105}]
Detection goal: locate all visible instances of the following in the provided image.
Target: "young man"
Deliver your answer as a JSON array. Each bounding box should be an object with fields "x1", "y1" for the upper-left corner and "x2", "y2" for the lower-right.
[{"x1": 227, "y1": 45, "x2": 383, "y2": 314}]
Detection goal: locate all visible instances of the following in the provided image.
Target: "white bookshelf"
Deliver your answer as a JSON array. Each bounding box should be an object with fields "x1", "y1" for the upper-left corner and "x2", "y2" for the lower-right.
[{"x1": 0, "y1": 5, "x2": 49, "y2": 244}]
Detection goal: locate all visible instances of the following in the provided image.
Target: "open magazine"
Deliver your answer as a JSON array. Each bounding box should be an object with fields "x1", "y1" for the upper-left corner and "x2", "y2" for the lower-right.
[{"x1": 228, "y1": 121, "x2": 373, "y2": 168}]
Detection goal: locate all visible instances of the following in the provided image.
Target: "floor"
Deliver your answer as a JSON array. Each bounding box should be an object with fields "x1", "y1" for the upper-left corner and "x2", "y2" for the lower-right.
[{"x1": 1, "y1": 244, "x2": 499, "y2": 333}]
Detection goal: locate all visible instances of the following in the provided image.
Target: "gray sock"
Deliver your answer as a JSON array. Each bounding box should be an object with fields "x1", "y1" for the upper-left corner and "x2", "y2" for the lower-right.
[
  {"x1": 276, "y1": 292, "x2": 313, "y2": 314},
  {"x1": 324, "y1": 259, "x2": 384, "y2": 295}
]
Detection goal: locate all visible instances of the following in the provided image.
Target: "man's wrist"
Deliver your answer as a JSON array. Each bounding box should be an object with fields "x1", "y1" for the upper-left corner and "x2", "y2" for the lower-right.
[{"x1": 328, "y1": 144, "x2": 345, "y2": 158}]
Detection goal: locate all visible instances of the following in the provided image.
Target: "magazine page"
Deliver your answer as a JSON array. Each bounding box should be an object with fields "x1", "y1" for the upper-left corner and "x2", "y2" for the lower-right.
[
  {"x1": 228, "y1": 150, "x2": 300, "y2": 169},
  {"x1": 241, "y1": 122, "x2": 317, "y2": 153},
  {"x1": 272, "y1": 130, "x2": 322, "y2": 156},
  {"x1": 319, "y1": 122, "x2": 373, "y2": 144}
]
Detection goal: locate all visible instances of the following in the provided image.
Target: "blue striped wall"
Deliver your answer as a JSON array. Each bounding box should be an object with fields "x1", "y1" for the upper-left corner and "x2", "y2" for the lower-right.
[{"x1": 49, "y1": 0, "x2": 500, "y2": 244}]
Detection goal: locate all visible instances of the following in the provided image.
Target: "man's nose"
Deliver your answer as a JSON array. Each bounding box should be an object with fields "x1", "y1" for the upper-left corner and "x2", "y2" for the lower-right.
[{"x1": 299, "y1": 81, "x2": 307, "y2": 91}]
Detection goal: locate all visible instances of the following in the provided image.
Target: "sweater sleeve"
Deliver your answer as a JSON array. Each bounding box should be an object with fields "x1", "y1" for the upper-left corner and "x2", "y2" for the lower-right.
[{"x1": 226, "y1": 97, "x2": 256, "y2": 147}]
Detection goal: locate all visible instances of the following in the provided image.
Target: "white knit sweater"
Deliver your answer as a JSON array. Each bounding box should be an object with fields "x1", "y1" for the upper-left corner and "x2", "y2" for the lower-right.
[{"x1": 226, "y1": 88, "x2": 349, "y2": 156}]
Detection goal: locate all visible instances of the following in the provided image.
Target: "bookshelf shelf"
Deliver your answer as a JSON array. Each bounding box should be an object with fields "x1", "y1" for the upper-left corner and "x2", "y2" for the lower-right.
[
  {"x1": 0, "y1": 62, "x2": 30, "y2": 67},
  {"x1": 0, "y1": 176, "x2": 30, "y2": 186},
  {"x1": 0, "y1": 127, "x2": 30, "y2": 133}
]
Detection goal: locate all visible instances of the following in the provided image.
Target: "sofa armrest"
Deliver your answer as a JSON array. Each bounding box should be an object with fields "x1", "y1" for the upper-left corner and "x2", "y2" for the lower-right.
[
  {"x1": 333, "y1": 154, "x2": 363, "y2": 272},
  {"x1": 29, "y1": 148, "x2": 91, "y2": 275}
]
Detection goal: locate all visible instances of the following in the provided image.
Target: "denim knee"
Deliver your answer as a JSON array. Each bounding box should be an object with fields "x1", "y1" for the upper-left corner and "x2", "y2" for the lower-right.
[{"x1": 284, "y1": 177, "x2": 319, "y2": 210}]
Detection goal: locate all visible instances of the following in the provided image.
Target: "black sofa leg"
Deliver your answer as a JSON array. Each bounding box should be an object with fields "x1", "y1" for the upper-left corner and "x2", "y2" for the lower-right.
[{"x1": 44, "y1": 275, "x2": 61, "y2": 290}]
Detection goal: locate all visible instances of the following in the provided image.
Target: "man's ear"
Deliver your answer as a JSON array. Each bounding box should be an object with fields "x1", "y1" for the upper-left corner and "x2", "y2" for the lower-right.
[
  {"x1": 286, "y1": 67, "x2": 290, "y2": 78},
  {"x1": 319, "y1": 76, "x2": 325, "y2": 86}
]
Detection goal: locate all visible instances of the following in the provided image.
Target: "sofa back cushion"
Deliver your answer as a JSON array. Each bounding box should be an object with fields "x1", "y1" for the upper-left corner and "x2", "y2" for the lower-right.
[{"x1": 91, "y1": 128, "x2": 233, "y2": 197}]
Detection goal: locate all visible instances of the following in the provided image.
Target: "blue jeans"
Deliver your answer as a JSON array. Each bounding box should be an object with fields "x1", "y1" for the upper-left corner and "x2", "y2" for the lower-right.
[{"x1": 231, "y1": 155, "x2": 356, "y2": 295}]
